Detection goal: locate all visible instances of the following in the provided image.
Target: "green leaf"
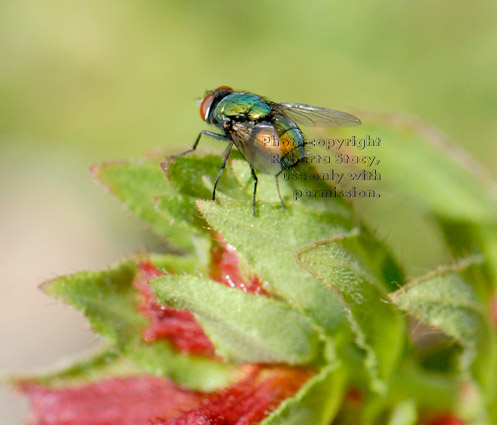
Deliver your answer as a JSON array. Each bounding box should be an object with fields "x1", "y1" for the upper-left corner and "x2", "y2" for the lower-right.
[
  {"x1": 332, "y1": 114, "x2": 497, "y2": 222},
  {"x1": 196, "y1": 200, "x2": 354, "y2": 341},
  {"x1": 43, "y1": 261, "x2": 142, "y2": 345},
  {"x1": 389, "y1": 360, "x2": 459, "y2": 411},
  {"x1": 296, "y1": 231, "x2": 404, "y2": 394},
  {"x1": 10, "y1": 349, "x2": 143, "y2": 388},
  {"x1": 230, "y1": 159, "x2": 292, "y2": 204},
  {"x1": 42, "y1": 255, "x2": 234, "y2": 391},
  {"x1": 125, "y1": 340, "x2": 232, "y2": 391},
  {"x1": 337, "y1": 114, "x2": 497, "y2": 299},
  {"x1": 151, "y1": 275, "x2": 320, "y2": 365},
  {"x1": 261, "y1": 365, "x2": 346, "y2": 425},
  {"x1": 91, "y1": 159, "x2": 196, "y2": 252},
  {"x1": 230, "y1": 159, "x2": 353, "y2": 215},
  {"x1": 476, "y1": 223, "x2": 497, "y2": 290},
  {"x1": 389, "y1": 259, "x2": 497, "y2": 392},
  {"x1": 155, "y1": 194, "x2": 209, "y2": 235},
  {"x1": 387, "y1": 399, "x2": 417, "y2": 425},
  {"x1": 154, "y1": 154, "x2": 251, "y2": 261},
  {"x1": 164, "y1": 154, "x2": 247, "y2": 201}
]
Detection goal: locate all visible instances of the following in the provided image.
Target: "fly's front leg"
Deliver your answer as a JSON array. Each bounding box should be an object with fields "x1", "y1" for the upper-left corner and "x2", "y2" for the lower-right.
[
  {"x1": 275, "y1": 170, "x2": 286, "y2": 209},
  {"x1": 169, "y1": 130, "x2": 229, "y2": 158},
  {"x1": 251, "y1": 168, "x2": 258, "y2": 216},
  {"x1": 212, "y1": 140, "x2": 235, "y2": 202}
]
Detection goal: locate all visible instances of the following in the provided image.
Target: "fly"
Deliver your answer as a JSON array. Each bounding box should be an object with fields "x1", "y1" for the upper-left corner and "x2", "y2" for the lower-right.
[{"x1": 171, "y1": 86, "x2": 361, "y2": 215}]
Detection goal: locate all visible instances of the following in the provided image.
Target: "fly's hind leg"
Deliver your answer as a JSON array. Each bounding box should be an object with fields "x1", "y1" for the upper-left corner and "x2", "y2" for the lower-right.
[
  {"x1": 251, "y1": 168, "x2": 258, "y2": 216},
  {"x1": 170, "y1": 130, "x2": 229, "y2": 158},
  {"x1": 275, "y1": 170, "x2": 286, "y2": 210},
  {"x1": 212, "y1": 140, "x2": 235, "y2": 201}
]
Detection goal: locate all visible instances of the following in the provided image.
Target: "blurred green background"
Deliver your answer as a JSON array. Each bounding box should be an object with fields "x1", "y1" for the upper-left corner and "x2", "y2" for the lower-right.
[{"x1": 1, "y1": 0, "x2": 496, "y2": 422}]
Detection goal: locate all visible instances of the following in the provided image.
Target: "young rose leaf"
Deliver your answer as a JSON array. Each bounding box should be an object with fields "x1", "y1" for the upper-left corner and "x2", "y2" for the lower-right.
[
  {"x1": 208, "y1": 233, "x2": 267, "y2": 296},
  {"x1": 91, "y1": 159, "x2": 197, "y2": 252},
  {"x1": 390, "y1": 260, "x2": 497, "y2": 393},
  {"x1": 42, "y1": 261, "x2": 142, "y2": 345},
  {"x1": 12, "y1": 349, "x2": 142, "y2": 389},
  {"x1": 387, "y1": 399, "x2": 417, "y2": 425},
  {"x1": 18, "y1": 365, "x2": 310, "y2": 425},
  {"x1": 230, "y1": 159, "x2": 294, "y2": 204},
  {"x1": 436, "y1": 219, "x2": 495, "y2": 304},
  {"x1": 424, "y1": 414, "x2": 465, "y2": 425},
  {"x1": 151, "y1": 275, "x2": 320, "y2": 365},
  {"x1": 337, "y1": 114, "x2": 497, "y2": 300},
  {"x1": 164, "y1": 153, "x2": 248, "y2": 201},
  {"x1": 196, "y1": 201, "x2": 353, "y2": 341},
  {"x1": 125, "y1": 341, "x2": 232, "y2": 391},
  {"x1": 133, "y1": 261, "x2": 216, "y2": 356},
  {"x1": 230, "y1": 159, "x2": 353, "y2": 215},
  {"x1": 155, "y1": 194, "x2": 209, "y2": 236},
  {"x1": 475, "y1": 222, "x2": 497, "y2": 290},
  {"x1": 296, "y1": 231, "x2": 404, "y2": 394},
  {"x1": 388, "y1": 360, "x2": 459, "y2": 412},
  {"x1": 20, "y1": 375, "x2": 206, "y2": 425},
  {"x1": 332, "y1": 113, "x2": 497, "y2": 222},
  {"x1": 261, "y1": 365, "x2": 346, "y2": 425},
  {"x1": 161, "y1": 366, "x2": 311, "y2": 425},
  {"x1": 42, "y1": 256, "x2": 234, "y2": 390},
  {"x1": 154, "y1": 155, "x2": 249, "y2": 257}
]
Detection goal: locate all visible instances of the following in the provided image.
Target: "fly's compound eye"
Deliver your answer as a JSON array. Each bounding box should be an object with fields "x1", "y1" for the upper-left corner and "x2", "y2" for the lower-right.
[
  {"x1": 215, "y1": 85, "x2": 232, "y2": 91},
  {"x1": 200, "y1": 93, "x2": 215, "y2": 121}
]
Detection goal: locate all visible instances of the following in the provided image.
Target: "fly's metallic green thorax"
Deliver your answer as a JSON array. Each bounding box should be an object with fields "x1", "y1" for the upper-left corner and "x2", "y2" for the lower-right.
[
  {"x1": 174, "y1": 85, "x2": 361, "y2": 215},
  {"x1": 208, "y1": 92, "x2": 306, "y2": 172},
  {"x1": 210, "y1": 93, "x2": 272, "y2": 125}
]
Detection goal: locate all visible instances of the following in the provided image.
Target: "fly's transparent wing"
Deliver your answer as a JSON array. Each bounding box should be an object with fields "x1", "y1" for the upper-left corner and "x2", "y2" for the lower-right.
[
  {"x1": 228, "y1": 122, "x2": 289, "y2": 175},
  {"x1": 272, "y1": 102, "x2": 361, "y2": 127}
]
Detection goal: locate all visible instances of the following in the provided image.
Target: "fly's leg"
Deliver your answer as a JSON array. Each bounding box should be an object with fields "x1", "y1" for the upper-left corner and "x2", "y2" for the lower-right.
[
  {"x1": 212, "y1": 140, "x2": 235, "y2": 201},
  {"x1": 251, "y1": 168, "x2": 258, "y2": 216},
  {"x1": 275, "y1": 170, "x2": 286, "y2": 209},
  {"x1": 170, "y1": 131, "x2": 229, "y2": 158}
]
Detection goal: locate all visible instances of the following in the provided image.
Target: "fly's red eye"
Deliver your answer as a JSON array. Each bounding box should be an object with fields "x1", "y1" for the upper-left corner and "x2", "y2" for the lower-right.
[
  {"x1": 216, "y1": 85, "x2": 232, "y2": 91},
  {"x1": 200, "y1": 93, "x2": 215, "y2": 121}
]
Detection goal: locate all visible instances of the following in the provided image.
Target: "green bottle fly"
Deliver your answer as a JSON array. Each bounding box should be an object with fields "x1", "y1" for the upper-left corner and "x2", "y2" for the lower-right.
[{"x1": 173, "y1": 86, "x2": 361, "y2": 215}]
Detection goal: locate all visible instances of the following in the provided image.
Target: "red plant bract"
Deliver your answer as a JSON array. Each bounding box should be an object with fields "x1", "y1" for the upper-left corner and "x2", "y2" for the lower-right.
[
  {"x1": 133, "y1": 235, "x2": 267, "y2": 357},
  {"x1": 19, "y1": 376, "x2": 203, "y2": 425},
  {"x1": 20, "y1": 367, "x2": 311, "y2": 425},
  {"x1": 162, "y1": 366, "x2": 310, "y2": 425},
  {"x1": 209, "y1": 233, "x2": 267, "y2": 296},
  {"x1": 133, "y1": 261, "x2": 216, "y2": 356},
  {"x1": 425, "y1": 414, "x2": 465, "y2": 425}
]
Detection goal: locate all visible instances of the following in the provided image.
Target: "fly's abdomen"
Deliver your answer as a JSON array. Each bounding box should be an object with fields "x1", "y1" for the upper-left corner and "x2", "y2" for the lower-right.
[
  {"x1": 213, "y1": 93, "x2": 272, "y2": 123},
  {"x1": 272, "y1": 115, "x2": 305, "y2": 169},
  {"x1": 229, "y1": 122, "x2": 283, "y2": 175}
]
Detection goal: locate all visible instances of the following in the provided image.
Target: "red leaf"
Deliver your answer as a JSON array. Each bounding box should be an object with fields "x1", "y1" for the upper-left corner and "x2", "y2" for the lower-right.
[
  {"x1": 209, "y1": 233, "x2": 267, "y2": 296},
  {"x1": 133, "y1": 261, "x2": 216, "y2": 356},
  {"x1": 344, "y1": 387, "x2": 362, "y2": 405},
  {"x1": 133, "y1": 238, "x2": 267, "y2": 357},
  {"x1": 425, "y1": 414, "x2": 465, "y2": 425},
  {"x1": 160, "y1": 366, "x2": 310, "y2": 425},
  {"x1": 20, "y1": 367, "x2": 311, "y2": 425},
  {"x1": 490, "y1": 294, "x2": 497, "y2": 329},
  {"x1": 19, "y1": 376, "x2": 203, "y2": 425}
]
